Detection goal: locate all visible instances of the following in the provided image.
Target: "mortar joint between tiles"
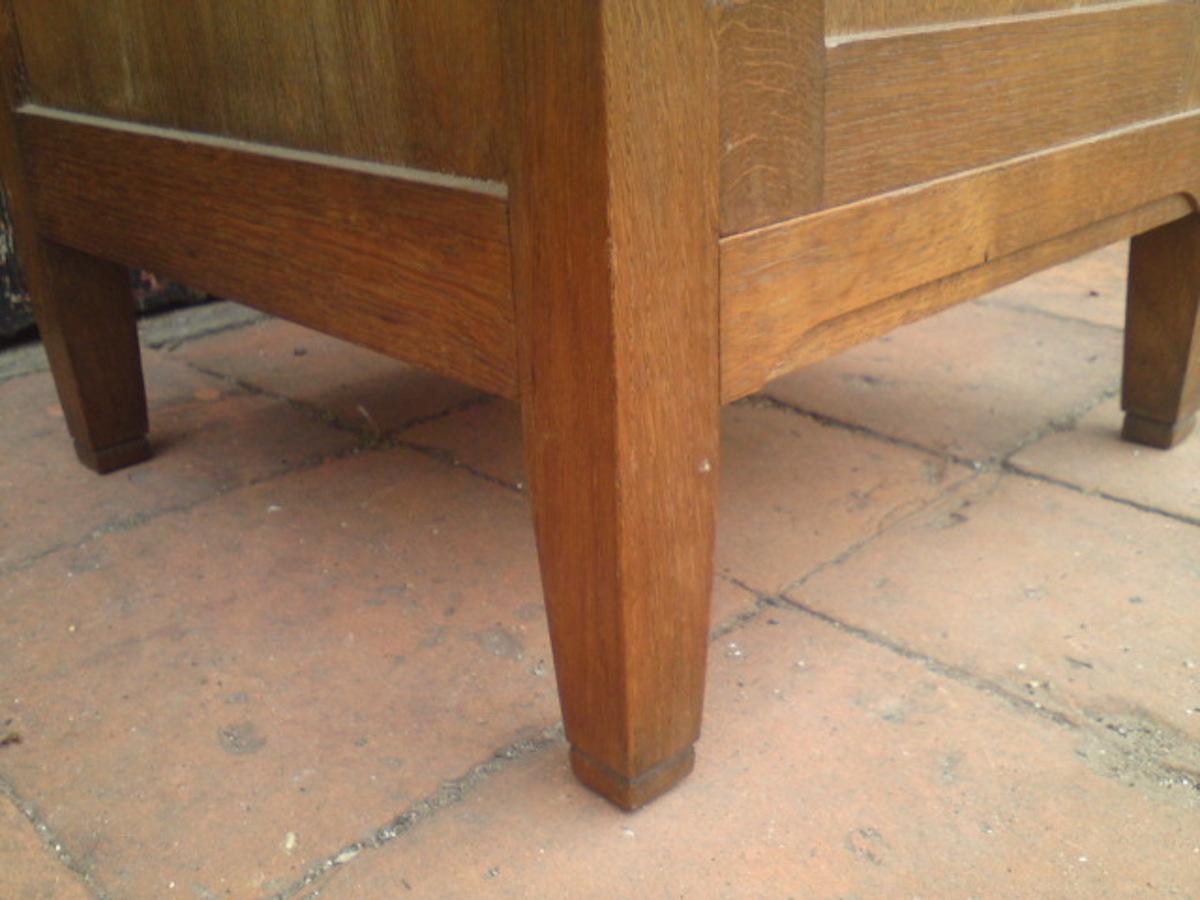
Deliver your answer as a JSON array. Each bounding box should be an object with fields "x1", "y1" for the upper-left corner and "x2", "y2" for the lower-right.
[
  {"x1": 274, "y1": 723, "x2": 566, "y2": 899},
  {"x1": 772, "y1": 593, "x2": 1200, "y2": 809},
  {"x1": 0, "y1": 774, "x2": 111, "y2": 899},
  {"x1": 998, "y1": 383, "x2": 1121, "y2": 465},
  {"x1": 975, "y1": 296, "x2": 1126, "y2": 334},
  {"x1": 274, "y1": 583, "x2": 774, "y2": 896},
  {"x1": 741, "y1": 393, "x2": 986, "y2": 469},
  {"x1": 1003, "y1": 461, "x2": 1200, "y2": 529},
  {"x1": 144, "y1": 307, "x2": 270, "y2": 352}
]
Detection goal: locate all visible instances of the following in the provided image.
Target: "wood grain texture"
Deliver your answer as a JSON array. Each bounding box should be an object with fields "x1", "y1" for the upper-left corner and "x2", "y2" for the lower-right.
[
  {"x1": 11, "y1": 0, "x2": 506, "y2": 179},
  {"x1": 1188, "y1": 10, "x2": 1200, "y2": 108},
  {"x1": 826, "y1": 0, "x2": 1120, "y2": 35},
  {"x1": 718, "y1": 0, "x2": 825, "y2": 234},
  {"x1": 741, "y1": 196, "x2": 1191, "y2": 392},
  {"x1": 31, "y1": 243, "x2": 152, "y2": 473},
  {"x1": 1122, "y1": 213, "x2": 1200, "y2": 448},
  {"x1": 20, "y1": 107, "x2": 517, "y2": 398},
  {"x1": 0, "y1": 4, "x2": 149, "y2": 473},
  {"x1": 823, "y1": 2, "x2": 1200, "y2": 206},
  {"x1": 505, "y1": 0, "x2": 720, "y2": 809},
  {"x1": 721, "y1": 110, "x2": 1200, "y2": 400}
]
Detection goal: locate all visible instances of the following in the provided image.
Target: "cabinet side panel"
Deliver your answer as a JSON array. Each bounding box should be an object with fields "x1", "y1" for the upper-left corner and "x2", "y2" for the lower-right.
[{"x1": 823, "y1": 2, "x2": 1199, "y2": 206}]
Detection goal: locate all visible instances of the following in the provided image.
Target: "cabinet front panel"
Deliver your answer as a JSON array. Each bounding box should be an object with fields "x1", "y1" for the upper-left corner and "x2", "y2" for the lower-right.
[{"x1": 12, "y1": 0, "x2": 507, "y2": 180}]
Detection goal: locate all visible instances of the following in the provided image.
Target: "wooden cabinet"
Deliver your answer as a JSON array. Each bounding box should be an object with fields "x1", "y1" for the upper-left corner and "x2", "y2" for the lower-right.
[{"x1": 2, "y1": 0, "x2": 1197, "y2": 808}]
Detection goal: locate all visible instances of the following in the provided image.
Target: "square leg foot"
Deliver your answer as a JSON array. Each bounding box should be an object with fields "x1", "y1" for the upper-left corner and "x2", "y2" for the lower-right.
[
  {"x1": 569, "y1": 745, "x2": 696, "y2": 812},
  {"x1": 1121, "y1": 413, "x2": 1196, "y2": 450},
  {"x1": 74, "y1": 435, "x2": 153, "y2": 474}
]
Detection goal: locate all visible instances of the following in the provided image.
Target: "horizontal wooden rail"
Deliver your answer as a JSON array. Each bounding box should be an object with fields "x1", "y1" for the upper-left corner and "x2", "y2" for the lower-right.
[
  {"x1": 18, "y1": 106, "x2": 519, "y2": 398},
  {"x1": 19, "y1": 105, "x2": 1200, "y2": 406},
  {"x1": 720, "y1": 110, "x2": 1200, "y2": 401}
]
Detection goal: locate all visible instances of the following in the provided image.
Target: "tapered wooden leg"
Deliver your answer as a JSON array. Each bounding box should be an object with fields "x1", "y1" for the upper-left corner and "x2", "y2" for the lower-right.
[
  {"x1": 0, "y1": 8, "x2": 149, "y2": 474},
  {"x1": 31, "y1": 242, "x2": 150, "y2": 473},
  {"x1": 1122, "y1": 213, "x2": 1200, "y2": 450},
  {"x1": 2, "y1": 231, "x2": 150, "y2": 479},
  {"x1": 505, "y1": 2, "x2": 720, "y2": 809}
]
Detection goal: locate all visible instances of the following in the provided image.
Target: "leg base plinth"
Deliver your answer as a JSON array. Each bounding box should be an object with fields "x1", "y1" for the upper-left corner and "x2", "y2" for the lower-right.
[
  {"x1": 74, "y1": 435, "x2": 153, "y2": 474},
  {"x1": 1121, "y1": 413, "x2": 1196, "y2": 450},
  {"x1": 569, "y1": 745, "x2": 696, "y2": 812}
]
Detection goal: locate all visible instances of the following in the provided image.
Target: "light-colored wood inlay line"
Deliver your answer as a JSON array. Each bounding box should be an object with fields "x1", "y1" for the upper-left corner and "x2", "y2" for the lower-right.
[
  {"x1": 20, "y1": 104, "x2": 508, "y2": 198},
  {"x1": 826, "y1": 0, "x2": 1171, "y2": 46}
]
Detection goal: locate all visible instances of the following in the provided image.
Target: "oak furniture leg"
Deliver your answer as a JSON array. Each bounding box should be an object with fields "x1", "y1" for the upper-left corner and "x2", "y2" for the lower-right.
[
  {"x1": 1122, "y1": 213, "x2": 1200, "y2": 450},
  {"x1": 506, "y1": 1, "x2": 720, "y2": 809},
  {"x1": 0, "y1": 5, "x2": 149, "y2": 474},
  {"x1": 32, "y1": 242, "x2": 151, "y2": 474}
]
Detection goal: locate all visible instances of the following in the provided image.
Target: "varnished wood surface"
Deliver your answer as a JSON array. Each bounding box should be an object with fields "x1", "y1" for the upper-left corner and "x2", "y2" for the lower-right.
[
  {"x1": 826, "y1": 0, "x2": 1120, "y2": 35},
  {"x1": 12, "y1": 0, "x2": 507, "y2": 179},
  {"x1": 13, "y1": 0, "x2": 829, "y2": 236},
  {"x1": 8, "y1": 0, "x2": 1200, "y2": 813},
  {"x1": 506, "y1": 0, "x2": 719, "y2": 808},
  {"x1": 823, "y1": 1, "x2": 1199, "y2": 205},
  {"x1": 717, "y1": 0, "x2": 824, "y2": 234},
  {"x1": 1123, "y1": 213, "x2": 1200, "y2": 448},
  {"x1": 20, "y1": 107, "x2": 517, "y2": 398},
  {"x1": 0, "y1": 4, "x2": 149, "y2": 473},
  {"x1": 721, "y1": 110, "x2": 1200, "y2": 400},
  {"x1": 34, "y1": 243, "x2": 152, "y2": 473},
  {"x1": 745, "y1": 196, "x2": 1192, "y2": 393}
]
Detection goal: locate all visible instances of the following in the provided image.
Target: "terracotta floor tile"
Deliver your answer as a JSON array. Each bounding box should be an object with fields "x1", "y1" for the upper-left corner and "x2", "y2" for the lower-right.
[
  {"x1": 716, "y1": 403, "x2": 970, "y2": 594},
  {"x1": 984, "y1": 242, "x2": 1129, "y2": 330},
  {"x1": 0, "y1": 353, "x2": 356, "y2": 571},
  {"x1": 0, "y1": 798, "x2": 90, "y2": 900},
  {"x1": 170, "y1": 318, "x2": 483, "y2": 434},
  {"x1": 1010, "y1": 396, "x2": 1200, "y2": 523},
  {"x1": 0, "y1": 436, "x2": 765, "y2": 897},
  {"x1": 4, "y1": 243, "x2": 1195, "y2": 896},
  {"x1": 405, "y1": 399, "x2": 968, "y2": 596},
  {"x1": 764, "y1": 300, "x2": 1123, "y2": 463},
  {"x1": 0, "y1": 447, "x2": 560, "y2": 897},
  {"x1": 311, "y1": 612, "x2": 1200, "y2": 898},
  {"x1": 401, "y1": 398, "x2": 525, "y2": 488},
  {"x1": 786, "y1": 472, "x2": 1200, "y2": 742}
]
